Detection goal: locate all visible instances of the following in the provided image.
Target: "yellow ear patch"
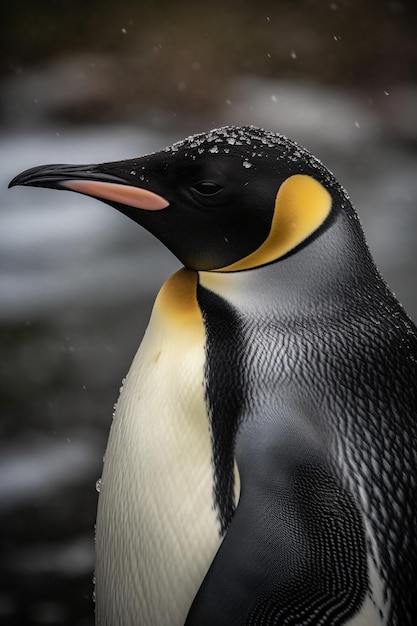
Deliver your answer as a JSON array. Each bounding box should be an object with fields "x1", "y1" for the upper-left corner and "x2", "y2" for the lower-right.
[{"x1": 217, "y1": 174, "x2": 332, "y2": 272}]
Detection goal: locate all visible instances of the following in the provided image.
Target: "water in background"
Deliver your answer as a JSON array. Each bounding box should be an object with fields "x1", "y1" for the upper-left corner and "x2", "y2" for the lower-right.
[{"x1": 1, "y1": 81, "x2": 417, "y2": 625}]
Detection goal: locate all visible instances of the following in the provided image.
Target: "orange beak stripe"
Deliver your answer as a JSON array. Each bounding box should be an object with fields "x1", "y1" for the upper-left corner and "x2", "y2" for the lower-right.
[{"x1": 62, "y1": 180, "x2": 169, "y2": 211}]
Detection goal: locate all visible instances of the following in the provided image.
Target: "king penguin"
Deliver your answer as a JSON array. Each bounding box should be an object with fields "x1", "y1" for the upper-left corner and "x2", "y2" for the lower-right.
[{"x1": 9, "y1": 126, "x2": 417, "y2": 625}]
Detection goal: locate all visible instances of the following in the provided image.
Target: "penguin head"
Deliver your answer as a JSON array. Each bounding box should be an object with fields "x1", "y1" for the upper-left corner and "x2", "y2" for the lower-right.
[{"x1": 9, "y1": 126, "x2": 336, "y2": 272}]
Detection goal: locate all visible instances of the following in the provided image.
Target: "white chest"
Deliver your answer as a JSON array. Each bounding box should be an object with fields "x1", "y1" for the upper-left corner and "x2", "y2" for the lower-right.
[{"x1": 95, "y1": 270, "x2": 221, "y2": 626}]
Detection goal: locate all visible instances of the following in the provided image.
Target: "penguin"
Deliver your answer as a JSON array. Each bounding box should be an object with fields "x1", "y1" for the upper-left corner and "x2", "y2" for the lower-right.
[{"x1": 9, "y1": 125, "x2": 417, "y2": 626}]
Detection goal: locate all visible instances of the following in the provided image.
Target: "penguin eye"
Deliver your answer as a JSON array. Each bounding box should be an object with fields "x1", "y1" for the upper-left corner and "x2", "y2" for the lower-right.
[{"x1": 191, "y1": 181, "x2": 224, "y2": 196}]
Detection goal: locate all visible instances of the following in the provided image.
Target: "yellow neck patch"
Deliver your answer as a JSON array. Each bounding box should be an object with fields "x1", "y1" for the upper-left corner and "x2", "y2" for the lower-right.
[
  {"x1": 217, "y1": 174, "x2": 332, "y2": 272},
  {"x1": 155, "y1": 267, "x2": 201, "y2": 325}
]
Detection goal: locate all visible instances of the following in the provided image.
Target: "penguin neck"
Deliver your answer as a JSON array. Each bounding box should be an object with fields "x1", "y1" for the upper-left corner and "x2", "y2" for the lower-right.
[{"x1": 199, "y1": 209, "x2": 375, "y2": 319}]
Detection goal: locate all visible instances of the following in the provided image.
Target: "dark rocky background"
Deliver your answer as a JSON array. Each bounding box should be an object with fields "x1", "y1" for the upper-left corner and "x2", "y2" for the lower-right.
[{"x1": 1, "y1": 1, "x2": 417, "y2": 624}]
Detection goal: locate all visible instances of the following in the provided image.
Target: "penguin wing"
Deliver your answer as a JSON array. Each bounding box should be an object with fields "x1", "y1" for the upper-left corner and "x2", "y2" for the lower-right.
[{"x1": 186, "y1": 404, "x2": 368, "y2": 626}]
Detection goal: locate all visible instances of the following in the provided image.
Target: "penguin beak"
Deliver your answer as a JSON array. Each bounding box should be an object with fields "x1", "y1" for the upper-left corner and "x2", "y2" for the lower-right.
[{"x1": 8, "y1": 164, "x2": 170, "y2": 212}]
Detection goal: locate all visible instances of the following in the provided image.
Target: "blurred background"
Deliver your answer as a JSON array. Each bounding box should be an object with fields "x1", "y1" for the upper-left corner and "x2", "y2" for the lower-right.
[{"x1": 1, "y1": 1, "x2": 417, "y2": 624}]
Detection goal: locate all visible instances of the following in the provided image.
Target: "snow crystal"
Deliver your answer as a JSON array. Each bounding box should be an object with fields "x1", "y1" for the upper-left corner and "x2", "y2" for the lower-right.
[{"x1": 157, "y1": 125, "x2": 341, "y2": 201}]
